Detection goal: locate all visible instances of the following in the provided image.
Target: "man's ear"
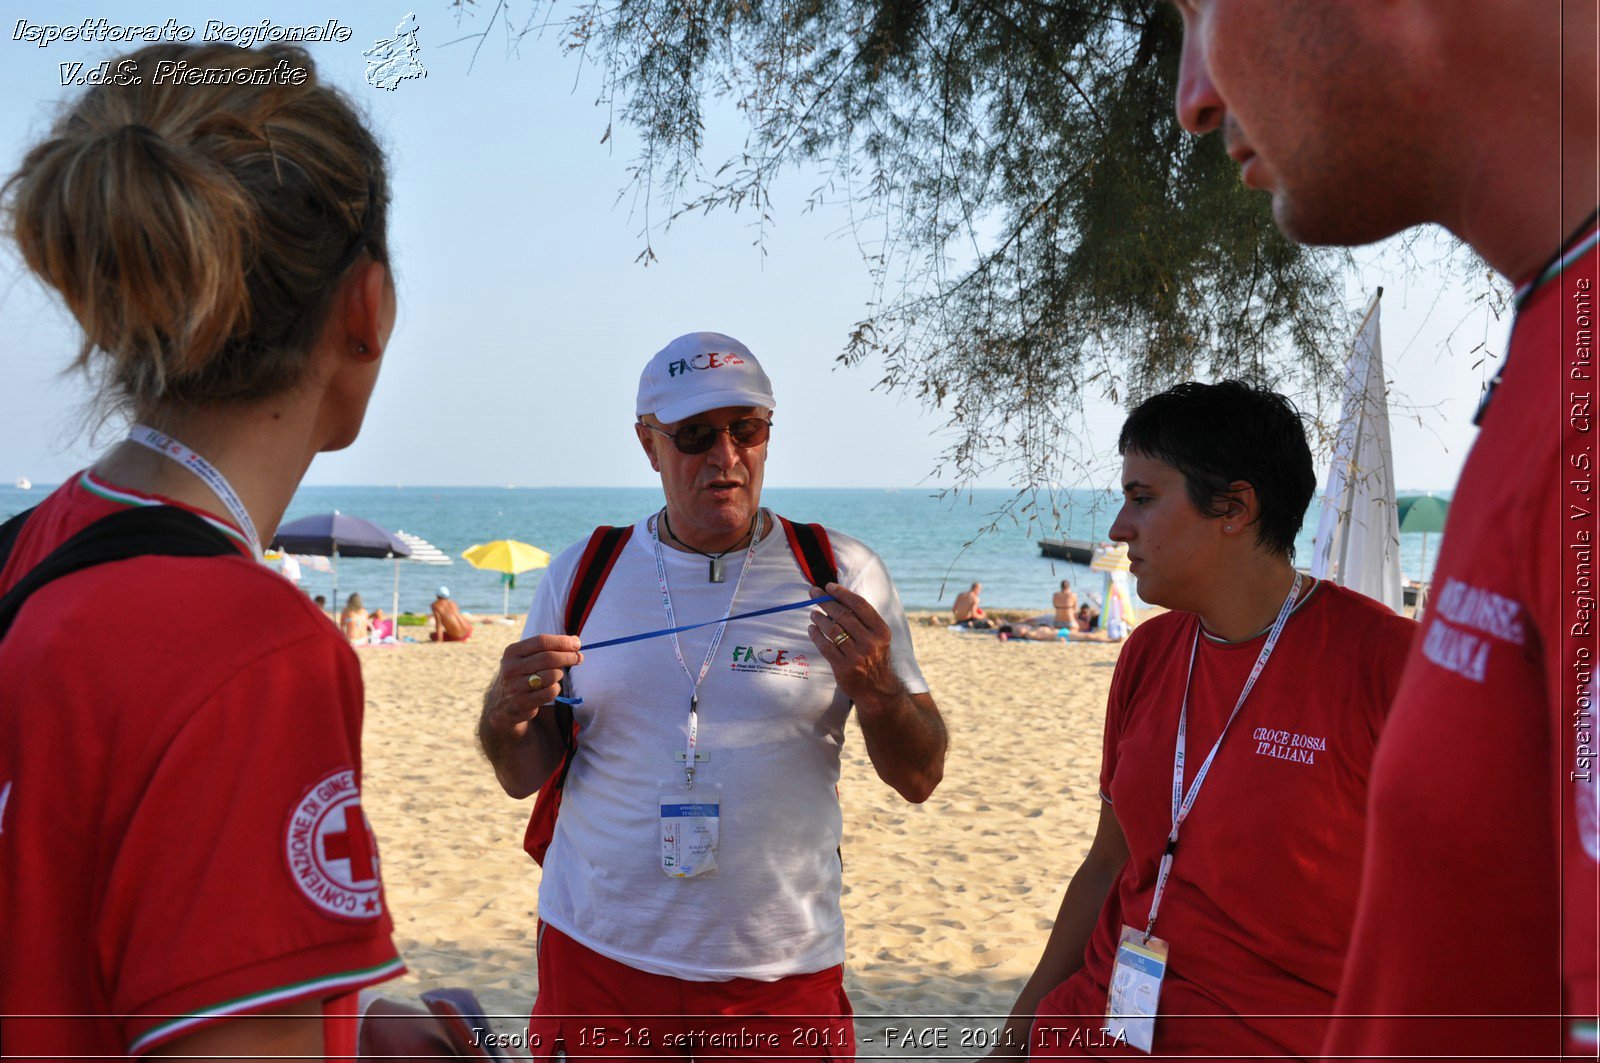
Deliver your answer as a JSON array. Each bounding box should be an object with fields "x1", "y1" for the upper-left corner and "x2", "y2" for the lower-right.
[
  {"x1": 342, "y1": 259, "x2": 390, "y2": 362},
  {"x1": 635, "y1": 421, "x2": 662, "y2": 473}
]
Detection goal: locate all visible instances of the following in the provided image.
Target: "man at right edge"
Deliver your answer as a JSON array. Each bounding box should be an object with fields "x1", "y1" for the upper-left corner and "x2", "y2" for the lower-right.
[{"x1": 1169, "y1": 1, "x2": 1597, "y2": 1056}]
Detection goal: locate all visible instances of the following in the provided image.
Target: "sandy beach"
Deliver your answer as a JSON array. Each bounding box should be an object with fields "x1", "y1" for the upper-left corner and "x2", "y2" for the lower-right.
[{"x1": 355, "y1": 614, "x2": 1124, "y2": 1056}]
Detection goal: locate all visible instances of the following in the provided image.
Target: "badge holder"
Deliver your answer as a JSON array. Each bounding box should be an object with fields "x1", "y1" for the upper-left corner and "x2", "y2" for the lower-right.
[
  {"x1": 659, "y1": 782, "x2": 720, "y2": 878},
  {"x1": 1106, "y1": 924, "x2": 1169, "y2": 1054}
]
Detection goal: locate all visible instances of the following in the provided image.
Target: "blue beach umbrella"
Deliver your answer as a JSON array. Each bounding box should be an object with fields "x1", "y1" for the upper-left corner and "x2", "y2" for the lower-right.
[{"x1": 271, "y1": 510, "x2": 409, "y2": 610}]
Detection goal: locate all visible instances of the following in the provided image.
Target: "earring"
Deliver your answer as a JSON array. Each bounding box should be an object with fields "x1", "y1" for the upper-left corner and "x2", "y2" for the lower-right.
[
  {"x1": 1225, "y1": 525, "x2": 1233, "y2": 532},
  {"x1": 356, "y1": 342, "x2": 369, "y2": 354}
]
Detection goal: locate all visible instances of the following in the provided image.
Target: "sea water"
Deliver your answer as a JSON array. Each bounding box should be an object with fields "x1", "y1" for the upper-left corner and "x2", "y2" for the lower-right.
[{"x1": 1, "y1": 484, "x2": 1445, "y2": 617}]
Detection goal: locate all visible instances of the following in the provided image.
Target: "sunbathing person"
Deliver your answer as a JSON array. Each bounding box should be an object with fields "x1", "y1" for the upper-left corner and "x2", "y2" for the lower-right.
[
  {"x1": 1052, "y1": 580, "x2": 1080, "y2": 629},
  {"x1": 430, "y1": 586, "x2": 474, "y2": 642},
  {"x1": 341, "y1": 592, "x2": 371, "y2": 643},
  {"x1": 953, "y1": 581, "x2": 994, "y2": 628},
  {"x1": 998, "y1": 621, "x2": 1065, "y2": 642}
]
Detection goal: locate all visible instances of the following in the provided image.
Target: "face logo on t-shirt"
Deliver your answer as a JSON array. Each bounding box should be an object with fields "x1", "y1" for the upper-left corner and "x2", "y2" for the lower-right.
[
  {"x1": 728, "y1": 644, "x2": 811, "y2": 679},
  {"x1": 284, "y1": 768, "x2": 385, "y2": 920}
]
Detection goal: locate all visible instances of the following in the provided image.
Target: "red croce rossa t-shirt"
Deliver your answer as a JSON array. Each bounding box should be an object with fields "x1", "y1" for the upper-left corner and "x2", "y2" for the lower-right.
[
  {"x1": 0, "y1": 473, "x2": 403, "y2": 1056},
  {"x1": 1326, "y1": 221, "x2": 1600, "y2": 1059},
  {"x1": 1033, "y1": 580, "x2": 1414, "y2": 1058}
]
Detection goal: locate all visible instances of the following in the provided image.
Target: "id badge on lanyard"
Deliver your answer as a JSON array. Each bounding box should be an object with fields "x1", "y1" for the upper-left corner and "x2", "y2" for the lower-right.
[
  {"x1": 1106, "y1": 574, "x2": 1303, "y2": 1053},
  {"x1": 659, "y1": 785, "x2": 721, "y2": 877},
  {"x1": 1107, "y1": 925, "x2": 1170, "y2": 1053}
]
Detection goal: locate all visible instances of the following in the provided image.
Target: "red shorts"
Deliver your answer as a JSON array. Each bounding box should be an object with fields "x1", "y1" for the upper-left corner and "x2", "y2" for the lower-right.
[{"x1": 528, "y1": 924, "x2": 855, "y2": 1061}]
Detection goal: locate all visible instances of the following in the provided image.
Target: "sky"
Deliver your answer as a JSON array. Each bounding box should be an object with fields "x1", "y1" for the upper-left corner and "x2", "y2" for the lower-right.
[{"x1": 0, "y1": 1, "x2": 1510, "y2": 494}]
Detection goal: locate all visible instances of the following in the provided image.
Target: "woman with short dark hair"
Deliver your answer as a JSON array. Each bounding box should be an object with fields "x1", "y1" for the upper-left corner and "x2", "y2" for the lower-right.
[{"x1": 998, "y1": 381, "x2": 1415, "y2": 1059}]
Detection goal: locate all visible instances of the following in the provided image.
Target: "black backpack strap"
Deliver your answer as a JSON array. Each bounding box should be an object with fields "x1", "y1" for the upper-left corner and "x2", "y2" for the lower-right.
[
  {"x1": 562, "y1": 526, "x2": 635, "y2": 636},
  {"x1": 777, "y1": 515, "x2": 838, "y2": 589},
  {"x1": 0, "y1": 506, "x2": 240, "y2": 641},
  {"x1": 0, "y1": 505, "x2": 39, "y2": 574},
  {"x1": 550, "y1": 524, "x2": 635, "y2": 766}
]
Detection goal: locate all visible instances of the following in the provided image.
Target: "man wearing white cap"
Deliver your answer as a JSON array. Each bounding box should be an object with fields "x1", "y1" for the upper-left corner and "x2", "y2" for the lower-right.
[{"x1": 478, "y1": 332, "x2": 947, "y2": 1059}]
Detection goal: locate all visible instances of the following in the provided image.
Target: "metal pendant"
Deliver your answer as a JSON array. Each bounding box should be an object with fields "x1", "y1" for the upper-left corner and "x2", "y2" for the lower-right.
[{"x1": 709, "y1": 557, "x2": 725, "y2": 583}]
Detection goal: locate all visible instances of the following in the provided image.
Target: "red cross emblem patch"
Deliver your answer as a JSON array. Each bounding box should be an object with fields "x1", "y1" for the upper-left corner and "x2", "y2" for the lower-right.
[{"x1": 285, "y1": 768, "x2": 384, "y2": 920}]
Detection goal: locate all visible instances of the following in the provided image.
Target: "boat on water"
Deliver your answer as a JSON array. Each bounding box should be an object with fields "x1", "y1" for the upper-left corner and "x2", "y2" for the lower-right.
[
  {"x1": 14, "y1": 477, "x2": 30, "y2": 490},
  {"x1": 1038, "y1": 538, "x2": 1095, "y2": 564}
]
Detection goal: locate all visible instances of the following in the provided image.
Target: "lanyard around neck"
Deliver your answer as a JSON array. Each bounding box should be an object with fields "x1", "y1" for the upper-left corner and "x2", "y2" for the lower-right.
[
  {"x1": 127, "y1": 424, "x2": 261, "y2": 560},
  {"x1": 649, "y1": 510, "x2": 763, "y2": 787},
  {"x1": 1143, "y1": 572, "x2": 1304, "y2": 941}
]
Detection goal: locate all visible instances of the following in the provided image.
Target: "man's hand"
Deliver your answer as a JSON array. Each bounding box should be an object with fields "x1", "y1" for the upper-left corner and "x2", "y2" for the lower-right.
[
  {"x1": 807, "y1": 582, "x2": 946, "y2": 802},
  {"x1": 806, "y1": 582, "x2": 901, "y2": 708},
  {"x1": 485, "y1": 634, "x2": 582, "y2": 736},
  {"x1": 477, "y1": 633, "x2": 583, "y2": 798}
]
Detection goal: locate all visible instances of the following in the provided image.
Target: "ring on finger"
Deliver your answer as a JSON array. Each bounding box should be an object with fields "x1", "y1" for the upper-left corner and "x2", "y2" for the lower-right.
[
  {"x1": 831, "y1": 630, "x2": 852, "y2": 647},
  {"x1": 527, "y1": 672, "x2": 545, "y2": 691}
]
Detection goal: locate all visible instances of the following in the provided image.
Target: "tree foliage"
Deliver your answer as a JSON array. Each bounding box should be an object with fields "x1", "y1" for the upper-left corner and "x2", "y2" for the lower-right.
[{"x1": 452, "y1": 0, "x2": 1352, "y2": 499}]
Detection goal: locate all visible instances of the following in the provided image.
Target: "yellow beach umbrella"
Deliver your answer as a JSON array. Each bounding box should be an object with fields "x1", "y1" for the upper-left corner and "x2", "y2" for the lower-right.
[{"x1": 462, "y1": 539, "x2": 551, "y2": 615}]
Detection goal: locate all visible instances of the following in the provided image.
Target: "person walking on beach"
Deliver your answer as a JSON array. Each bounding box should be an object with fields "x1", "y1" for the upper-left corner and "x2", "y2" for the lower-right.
[
  {"x1": 0, "y1": 43, "x2": 404, "y2": 1056},
  {"x1": 430, "y1": 585, "x2": 474, "y2": 642},
  {"x1": 996, "y1": 383, "x2": 1414, "y2": 1058},
  {"x1": 1170, "y1": 2, "x2": 1597, "y2": 1053},
  {"x1": 477, "y1": 331, "x2": 947, "y2": 1061}
]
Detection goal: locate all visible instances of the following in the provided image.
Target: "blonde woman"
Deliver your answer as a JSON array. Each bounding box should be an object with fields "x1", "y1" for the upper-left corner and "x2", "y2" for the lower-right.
[
  {"x1": 342, "y1": 591, "x2": 372, "y2": 643},
  {"x1": 0, "y1": 43, "x2": 403, "y2": 1056}
]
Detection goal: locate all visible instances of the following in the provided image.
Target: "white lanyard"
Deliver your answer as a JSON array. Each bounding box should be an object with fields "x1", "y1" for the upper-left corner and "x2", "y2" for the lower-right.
[
  {"x1": 127, "y1": 424, "x2": 262, "y2": 560},
  {"x1": 1143, "y1": 572, "x2": 1304, "y2": 941},
  {"x1": 649, "y1": 510, "x2": 763, "y2": 788}
]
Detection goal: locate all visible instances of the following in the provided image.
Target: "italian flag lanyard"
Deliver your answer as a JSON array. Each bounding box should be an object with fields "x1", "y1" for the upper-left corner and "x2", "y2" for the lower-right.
[
  {"x1": 1145, "y1": 571, "x2": 1303, "y2": 941},
  {"x1": 1477, "y1": 209, "x2": 1600, "y2": 426},
  {"x1": 649, "y1": 510, "x2": 762, "y2": 790},
  {"x1": 127, "y1": 424, "x2": 262, "y2": 561}
]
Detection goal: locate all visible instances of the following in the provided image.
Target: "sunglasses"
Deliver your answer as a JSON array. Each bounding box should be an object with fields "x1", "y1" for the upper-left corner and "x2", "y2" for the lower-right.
[{"x1": 640, "y1": 417, "x2": 772, "y2": 455}]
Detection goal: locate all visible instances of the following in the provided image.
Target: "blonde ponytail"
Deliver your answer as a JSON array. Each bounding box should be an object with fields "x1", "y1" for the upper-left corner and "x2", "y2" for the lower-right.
[{"x1": 3, "y1": 43, "x2": 389, "y2": 412}]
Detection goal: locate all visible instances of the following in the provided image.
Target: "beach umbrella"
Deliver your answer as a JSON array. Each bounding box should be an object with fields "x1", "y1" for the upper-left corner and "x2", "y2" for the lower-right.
[
  {"x1": 1089, "y1": 542, "x2": 1135, "y2": 635},
  {"x1": 462, "y1": 539, "x2": 551, "y2": 615},
  {"x1": 391, "y1": 530, "x2": 452, "y2": 622},
  {"x1": 1310, "y1": 289, "x2": 1404, "y2": 613},
  {"x1": 271, "y1": 510, "x2": 409, "y2": 612},
  {"x1": 1396, "y1": 494, "x2": 1450, "y2": 598}
]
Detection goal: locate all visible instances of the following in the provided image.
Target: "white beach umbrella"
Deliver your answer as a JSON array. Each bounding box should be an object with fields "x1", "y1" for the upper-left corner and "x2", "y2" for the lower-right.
[
  {"x1": 1310, "y1": 289, "x2": 1404, "y2": 612},
  {"x1": 391, "y1": 530, "x2": 453, "y2": 623}
]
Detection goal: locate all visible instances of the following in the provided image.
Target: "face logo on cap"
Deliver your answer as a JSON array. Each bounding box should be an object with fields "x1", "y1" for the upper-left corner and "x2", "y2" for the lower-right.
[
  {"x1": 284, "y1": 768, "x2": 385, "y2": 920},
  {"x1": 667, "y1": 351, "x2": 746, "y2": 377}
]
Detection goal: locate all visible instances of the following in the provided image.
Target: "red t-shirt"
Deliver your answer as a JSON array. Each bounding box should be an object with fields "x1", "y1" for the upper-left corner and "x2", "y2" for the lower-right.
[
  {"x1": 1325, "y1": 224, "x2": 1600, "y2": 1059},
  {"x1": 1033, "y1": 581, "x2": 1415, "y2": 1058},
  {"x1": 0, "y1": 473, "x2": 404, "y2": 1057}
]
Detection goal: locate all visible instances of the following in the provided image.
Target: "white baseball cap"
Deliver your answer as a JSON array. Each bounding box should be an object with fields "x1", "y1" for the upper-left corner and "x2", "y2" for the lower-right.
[{"x1": 635, "y1": 332, "x2": 775, "y2": 425}]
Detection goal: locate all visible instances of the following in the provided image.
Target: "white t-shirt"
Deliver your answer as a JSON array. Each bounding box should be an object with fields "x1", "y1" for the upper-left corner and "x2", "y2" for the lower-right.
[{"x1": 521, "y1": 511, "x2": 928, "y2": 980}]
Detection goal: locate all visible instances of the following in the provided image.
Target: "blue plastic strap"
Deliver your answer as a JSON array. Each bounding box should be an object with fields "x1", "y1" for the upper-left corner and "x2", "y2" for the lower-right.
[{"x1": 582, "y1": 594, "x2": 834, "y2": 652}]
